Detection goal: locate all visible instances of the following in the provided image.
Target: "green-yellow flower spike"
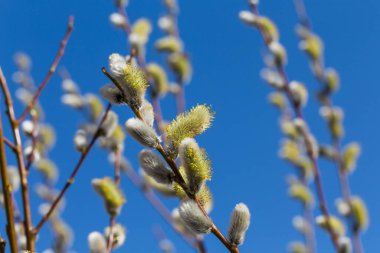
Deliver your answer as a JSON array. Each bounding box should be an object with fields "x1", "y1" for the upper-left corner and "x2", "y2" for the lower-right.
[
  {"x1": 173, "y1": 167, "x2": 213, "y2": 213},
  {"x1": 280, "y1": 139, "x2": 300, "y2": 164},
  {"x1": 239, "y1": 11, "x2": 279, "y2": 43},
  {"x1": 288, "y1": 182, "x2": 314, "y2": 207},
  {"x1": 109, "y1": 53, "x2": 149, "y2": 108},
  {"x1": 146, "y1": 63, "x2": 169, "y2": 96},
  {"x1": 179, "y1": 138, "x2": 212, "y2": 194},
  {"x1": 342, "y1": 142, "x2": 361, "y2": 173},
  {"x1": 131, "y1": 18, "x2": 152, "y2": 44},
  {"x1": 38, "y1": 124, "x2": 56, "y2": 150},
  {"x1": 92, "y1": 177, "x2": 126, "y2": 215},
  {"x1": 268, "y1": 92, "x2": 286, "y2": 110},
  {"x1": 288, "y1": 241, "x2": 308, "y2": 253},
  {"x1": 280, "y1": 120, "x2": 298, "y2": 139},
  {"x1": 350, "y1": 196, "x2": 369, "y2": 231},
  {"x1": 299, "y1": 34, "x2": 323, "y2": 61},
  {"x1": 35, "y1": 158, "x2": 58, "y2": 183},
  {"x1": 155, "y1": 36, "x2": 183, "y2": 53},
  {"x1": 258, "y1": 17, "x2": 279, "y2": 42},
  {"x1": 166, "y1": 105, "x2": 214, "y2": 158},
  {"x1": 168, "y1": 52, "x2": 192, "y2": 84},
  {"x1": 316, "y1": 215, "x2": 346, "y2": 236},
  {"x1": 85, "y1": 94, "x2": 104, "y2": 121},
  {"x1": 324, "y1": 68, "x2": 340, "y2": 93},
  {"x1": 122, "y1": 64, "x2": 149, "y2": 104}
]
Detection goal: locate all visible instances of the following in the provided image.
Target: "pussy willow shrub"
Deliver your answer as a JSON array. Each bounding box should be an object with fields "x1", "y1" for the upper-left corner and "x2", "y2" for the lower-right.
[{"x1": 0, "y1": 0, "x2": 369, "y2": 253}]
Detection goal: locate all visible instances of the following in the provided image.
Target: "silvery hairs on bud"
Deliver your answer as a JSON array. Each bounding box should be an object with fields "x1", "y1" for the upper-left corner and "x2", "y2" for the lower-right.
[
  {"x1": 178, "y1": 199, "x2": 212, "y2": 234},
  {"x1": 139, "y1": 149, "x2": 174, "y2": 184},
  {"x1": 228, "y1": 203, "x2": 251, "y2": 246},
  {"x1": 104, "y1": 224, "x2": 126, "y2": 249},
  {"x1": 100, "y1": 84, "x2": 125, "y2": 105},
  {"x1": 125, "y1": 118, "x2": 159, "y2": 148},
  {"x1": 100, "y1": 111, "x2": 118, "y2": 138},
  {"x1": 88, "y1": 231, "x2": 107, "y2": 253}
]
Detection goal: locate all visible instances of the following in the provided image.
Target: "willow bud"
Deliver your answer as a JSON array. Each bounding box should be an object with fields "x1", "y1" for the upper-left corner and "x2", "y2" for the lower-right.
[
  {"x1": 100, "y1": 84, "x2": 125, "y2": 105},
  {"x1": 92, "y1": 177, "x2": 126, "y2": 215},
  {"x1": 125, "y1": 118, "x2": 159, "y2": 148},
  {"x1": 155, "y1": 36, "x2": 183, "y2": 53},
  {"x1": 178, "y1": 199, "x2": 212, "y2": 234},
  {"x1": 100, "y1": 111, "x2": 119, "y2": 138},
  {"x1": 316, "y1": 215, "x2": 345, "y2": 236},
  {"x1": 228, "y1": 203, "x2": 251, "y2": 246},
  {"x1": 104, "y1": 224, "x2": 126, "y2": 249},
  {"x1": 139, "y1": 149, "x2": 174, "y2": 184},
  {"x1": 289, "y1": 81, "x2": 308, "y2": 107},
  {"x1": 88, "y1": 232, "x2": 107, "y2": 253}
]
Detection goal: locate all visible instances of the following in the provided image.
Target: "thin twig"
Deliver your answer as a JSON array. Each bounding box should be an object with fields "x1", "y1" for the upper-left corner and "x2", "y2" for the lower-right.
[
  {"x1": 3, "y1": 137, "x2": 16, "y2": 152},
  {"x1": 17, "y1": 16, "x2": 74, "y2": 125},
  {"x1": 106, "y1": 149, "x2": 121, "y2": 253},
  {"x1": 250, "y1": 4, "x2": 340, "y2": 251},
  {"x1": 292, "y1": 1, "x2": 364, "y2": 251},
  {"x1": 103, "y1": 67, "x2": 234, "y2": 252},
  {"x1": 0, "y1": 68, "x2": 35, "y2": 250},
  {"x1": 33, "y1": 103, "x2": 112, "y2": 234},
  {"x1": 0, "y1": 114, "x2": 18, "y2": 253},
  {"x1": 164, "y1": 1, "x2": 187, "y2": 114},
  {"x1": 113, "y1": 3, "x2": 167, "y2": 138}
]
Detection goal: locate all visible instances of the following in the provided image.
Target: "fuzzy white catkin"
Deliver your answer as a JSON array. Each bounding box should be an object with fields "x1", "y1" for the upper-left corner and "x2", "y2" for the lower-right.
[
  {"x1": 88, "y1": 232, "x2": 107, "y2": 253},
  {"x1": 139, "y1": 149, "x2": 173, "y2": 184},
  {"x1": 74, "y1": 129, "x2": 87, "y2": 151},
  {"x1": 109, "y1": 53, "x2": 127, "y2": 79},
  {"x1": 62, "y1": 78, "x2": 79, "y2": 94},
  {"x1": 109, "y1": 13, "x2": 126, "y2": 27},
  {"x1": 7, "y1": 166, "x2": 20, "y2": 192},
  {"x1": 139, "y1": 100, "x2": 155, "y2": 127},
  {"x1": 100, "y1": 111, "x2": 118, "y2": 138},
  {"x1": 228, "y1": 203, "x2": 251, "y2": 246},
  {"x1": 239, "y1": 11, "x2": 258, "y2": 25},
  {"x1": 100, "y1": 84, "x2": 125, "y2": 104},
  {"x1": 21, "y1": 120, "x2": 35, "y2": 136},
  {"x1": 178, "y1": 200, "x2": 212, "y2": 234},
  {"x1": 104, "y1": 224, "x2": 126, "y2": 249},
  {"x1": 61, "y1": 94, "x2": 84, "y2": 108},
  {"x1": 125, "y1": 118, "x2": 158, "y2": 148}
]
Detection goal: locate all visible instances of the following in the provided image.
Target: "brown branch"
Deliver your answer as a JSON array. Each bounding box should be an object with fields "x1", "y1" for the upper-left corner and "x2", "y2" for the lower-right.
[
  {"x1": 103, "y1": 67, "x2": 234, "y2": 252},
  {"x1": 292, "y1": 1, "x2": 364, "y2": 252},
  {"x1": 0, "y1": 68, "x2": 35, "y2": 250},
  {"x1": 250, "y1": 4, "x2": 340, "y2": 251},
  {"x1": 3, "y1": 138, "x2": 16, "y2": 152},
  {"x1": 163, "y1": 1, "x2": 187, "y2": 114},
  {"x1": 17, "y1": 16, "x2": 74, "y2": 125},
  {"x1": 33, "y1": 103, "x2": 112, "y2": 234},
  {"x1": 121, "y1": 157, "x2": 204, "y2": 252},
  {"x1": 0, "y1": 114, "x2": 18, "y2": 253}
]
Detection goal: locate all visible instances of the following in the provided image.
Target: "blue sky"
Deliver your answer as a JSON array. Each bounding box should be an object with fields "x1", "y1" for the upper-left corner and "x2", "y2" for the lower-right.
[{"x1": 1, "y1": 0, "x2": 379, "y2": 252}]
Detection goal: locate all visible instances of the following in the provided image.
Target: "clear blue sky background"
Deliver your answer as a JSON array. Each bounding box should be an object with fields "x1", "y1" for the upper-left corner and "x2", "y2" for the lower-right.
[{"x1": 0, "y1": 0, "x2": 379, "y2": 252}]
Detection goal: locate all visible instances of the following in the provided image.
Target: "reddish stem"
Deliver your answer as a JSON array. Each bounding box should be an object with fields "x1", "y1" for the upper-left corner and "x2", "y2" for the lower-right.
[
  {"x1": 17, "y1": 16, "x2": 74, "y2": 125},
  {"x1": 33, "y1": 103, "x2": 112, "y2": 234}
]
